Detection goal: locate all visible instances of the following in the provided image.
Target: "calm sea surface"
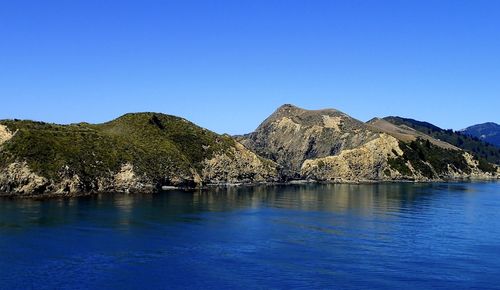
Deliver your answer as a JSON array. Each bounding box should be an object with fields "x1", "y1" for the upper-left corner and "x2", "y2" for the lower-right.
[{"x1": 1, "y1": 182, "x2": 500, "y2": 289}]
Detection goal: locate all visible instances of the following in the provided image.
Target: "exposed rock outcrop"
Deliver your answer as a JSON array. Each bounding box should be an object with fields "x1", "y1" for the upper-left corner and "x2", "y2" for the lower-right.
[
  {"x1": 301, "y1": 134, "x2": 402, "y2": 182},
  {"x1": 109, "y1": 163, "x2": 151, "y2": 193},
  {"x1": 0, "y1": 162, "x2": 49, "y2": 194},
  {"x1": 0, "y1": 124, "x2": 14, "y2": 146},
  {"x1": 240, "y1": 104, "x2": 379, "y2": 177},
  {"x1": 461, "y1": 152, "x2": 500, "y2": 179},
  {"x1": 202, "y1": 142, "x2": 279, "y2": 185}
]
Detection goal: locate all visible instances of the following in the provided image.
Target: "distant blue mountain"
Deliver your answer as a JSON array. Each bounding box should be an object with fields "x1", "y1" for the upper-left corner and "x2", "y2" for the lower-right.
[{"x1": 461, "y1": 122, "x2": 500, "y2": 147}]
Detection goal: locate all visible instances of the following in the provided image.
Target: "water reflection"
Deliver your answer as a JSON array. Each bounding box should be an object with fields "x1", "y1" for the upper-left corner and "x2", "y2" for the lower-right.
[
  {"x1": 0, "y1": 183, "x2": 467, "y2": 231},
  {"x1": 194, "y1": 183, "x2": 437, "y2": 214}
]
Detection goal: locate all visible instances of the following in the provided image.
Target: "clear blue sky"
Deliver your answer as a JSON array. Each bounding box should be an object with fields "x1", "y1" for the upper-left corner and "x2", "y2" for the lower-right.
[{"x1": 1, "y1": 0, "x2": 499, "y2": 134}]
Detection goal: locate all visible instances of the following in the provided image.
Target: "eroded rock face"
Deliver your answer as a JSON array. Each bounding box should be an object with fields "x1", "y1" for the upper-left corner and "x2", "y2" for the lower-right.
[
  {"x1": 0, "y1": 162, "x2": 160, "y2": 195},
  {"x1": 0, "y1": 125, "x2": 14, "y2": 146},
  {"x1": 0, "y1": 162, "x2": 49, "y2": 195},
  {"x1": 461, "y1": 152, "x2": 500, "y2": 179},
  {"x1": 112, "y1": 163, "x2": 145, "y2": 192},
  {"x1": 301, "y1": 134, "x2": 402, "y2": 181},
  {"x1": 240, "y1": 104, "x2": 380, "y2": 177},
  {"x1": 202, "y1": 142, "x2": 279, "y2": 184}
]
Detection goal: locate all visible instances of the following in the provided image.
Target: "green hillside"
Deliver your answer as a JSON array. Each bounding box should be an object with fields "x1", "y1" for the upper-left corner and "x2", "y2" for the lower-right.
[{"x1": 0, "y1": 113, "x2": 235, "y2": 188}]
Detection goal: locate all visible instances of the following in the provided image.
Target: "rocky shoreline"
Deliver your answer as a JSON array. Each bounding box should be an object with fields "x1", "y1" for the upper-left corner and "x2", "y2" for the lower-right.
[{"x1": 2, "y1": 177, "x2": 499, "y2": 200}]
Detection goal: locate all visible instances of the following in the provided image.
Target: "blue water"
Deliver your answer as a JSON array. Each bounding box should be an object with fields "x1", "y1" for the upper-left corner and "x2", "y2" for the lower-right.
[{"x1": 1, "y1": 183, "x2": 500, "y2": 289}]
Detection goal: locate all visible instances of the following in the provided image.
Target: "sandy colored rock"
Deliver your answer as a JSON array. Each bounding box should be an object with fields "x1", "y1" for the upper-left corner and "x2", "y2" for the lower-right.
[
  {"x1": 322, "y1": 115, "x2": 343, "y2": 131},
  {"x1": 202, "y1": 142, "x2": 279, "y2": 185},
  {"x1": 301, "y1": 134, "x2": 402, "y2": 181},
  {"x1": 0, "y1": 162, "x2": 49, "y2": 194},
  {"x1": 55, "y1": 175, "x2": 82, "y2": 193},
  {"x1": 0, "y1": 125, "x2": 14, "y2": 146},
  {"x1": 113, "y1": 163, "x2": 140, "y2": 192}
]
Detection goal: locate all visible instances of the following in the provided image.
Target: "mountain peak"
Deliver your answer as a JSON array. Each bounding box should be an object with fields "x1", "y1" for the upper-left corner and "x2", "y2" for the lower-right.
[
  {"x1": 277, "y1": 103, "x2": 299, "y2": 110},
  {"x1": 273, "y1": 104, "x2": 305, "y2": 115},
  {"x1": 367, "y1": 117, "x2": 381, "y2": 124},
  {"x1": 242, "y1": 104, "x2": 381, "y2": 173},
  {"x1": 463, "y1": 122, "x2": 500, "y2": 130},
  {"x1": 273, "y1": 104, "x2": 346, "y2": 117}
]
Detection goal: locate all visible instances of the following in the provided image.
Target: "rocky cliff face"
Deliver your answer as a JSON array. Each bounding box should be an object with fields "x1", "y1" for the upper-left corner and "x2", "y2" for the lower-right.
[
  {"x1": 239, "y1": 104, "x2": 380, "y2": 177},
  {"x1": 0, "y1": 113, "x2": 279, "y2": 196},
  {"x1": 201, "y1": 142, "x2": 279, "y2": 185},
  {"x1": 301, "y1": 133, "x2": 402, "y2": 182},
  {"x1": 241, "y1": 104, "x2": 499, "y2": 182},
  {"x1": 0, "y1": 125, "x2": 14, "y2": 146}
]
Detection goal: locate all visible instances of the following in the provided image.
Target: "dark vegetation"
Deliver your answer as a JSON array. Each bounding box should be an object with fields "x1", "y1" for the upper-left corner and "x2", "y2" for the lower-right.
[
  {"x1": 387, "y1": 138, "x2": 491, "y2": 179},
  {"x1": 384, "y1": 116, "x2": 500, "y2": 165}
]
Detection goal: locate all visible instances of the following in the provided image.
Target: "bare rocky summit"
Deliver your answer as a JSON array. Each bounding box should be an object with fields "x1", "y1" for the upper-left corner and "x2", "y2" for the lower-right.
[{"x1": 239, "y1": 104, "x2": 380, "y2": 177}]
